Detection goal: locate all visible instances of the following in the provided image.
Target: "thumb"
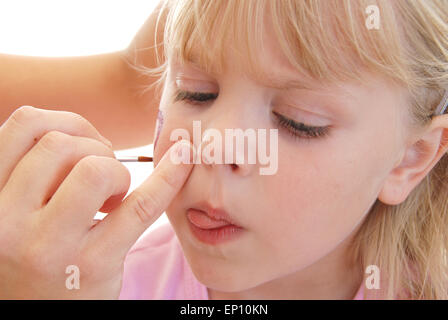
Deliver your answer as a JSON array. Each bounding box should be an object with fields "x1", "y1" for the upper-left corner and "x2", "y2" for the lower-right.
[{"x1": 93, "y1": 139, "x2": 195, "y2": 260}]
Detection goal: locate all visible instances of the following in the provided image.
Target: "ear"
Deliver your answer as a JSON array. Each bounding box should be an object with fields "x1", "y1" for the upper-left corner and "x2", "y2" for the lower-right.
[{"x1": 378, "y1": 115, "x2": 448, "y2": 205}]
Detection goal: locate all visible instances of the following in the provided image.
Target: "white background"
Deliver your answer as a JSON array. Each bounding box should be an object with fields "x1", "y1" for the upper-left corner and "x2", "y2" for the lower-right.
[
  {"x1": 0, "y1": 0, "x2": 159, "y2": 56},
  {"x1": 0, "y1": 0, "x2": 168, "y2": 238}
]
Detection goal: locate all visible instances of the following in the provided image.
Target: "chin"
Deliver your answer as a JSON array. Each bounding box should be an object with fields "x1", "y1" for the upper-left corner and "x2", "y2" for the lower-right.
[
  {"x1": 166, "y1": 208, "x2": 267, "y2": 292},
  {"x1": 189, "y1": 260, "x2": 250, "y2": 292},
  {"x1": 183, "y1": 249, "x2": 266, "y2": 292}
]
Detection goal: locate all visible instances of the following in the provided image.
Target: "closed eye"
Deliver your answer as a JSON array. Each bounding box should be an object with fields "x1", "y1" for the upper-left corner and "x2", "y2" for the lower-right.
[
  {"x1": 272, "y1": 111, "x2": 330, "y2": 140},
  {"x1": 173, "y1": 89, "x2": 331, "y2": 141},
  {"x1": 173, "y1": 89, "x2": 218, "y2": 105}
]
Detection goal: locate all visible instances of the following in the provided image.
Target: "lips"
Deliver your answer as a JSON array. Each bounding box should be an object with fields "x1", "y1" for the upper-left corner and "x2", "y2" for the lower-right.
[
  {"x1": 186, "y1": 201, "x2": 244, "y2": 245},
  {"x1": 187, "y1": 209, "x2": 232, "y2": 229},
  {"x1": 187, "y1": 201, "x2": 241, "y2": 227}
]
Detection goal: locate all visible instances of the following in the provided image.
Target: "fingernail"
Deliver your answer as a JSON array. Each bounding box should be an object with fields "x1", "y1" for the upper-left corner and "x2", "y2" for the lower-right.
[{"x1": 171, "y1": 140, "x2": 193, "y2": 164}]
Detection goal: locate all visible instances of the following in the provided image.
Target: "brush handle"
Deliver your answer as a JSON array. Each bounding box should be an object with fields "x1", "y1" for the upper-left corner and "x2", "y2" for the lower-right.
[{"x1": 117, "y1": 156, "x2": 153, "y2": 162}]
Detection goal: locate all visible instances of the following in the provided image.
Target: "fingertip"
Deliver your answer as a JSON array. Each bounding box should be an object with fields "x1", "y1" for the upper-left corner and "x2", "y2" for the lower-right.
[{"x1": 169, "y1": 139, "x2": 196, "y2": 166}]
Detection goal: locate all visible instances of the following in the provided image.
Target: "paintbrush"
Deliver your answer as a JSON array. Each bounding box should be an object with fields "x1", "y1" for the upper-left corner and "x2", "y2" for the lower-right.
[{"x1": 117, "y1": 156, "x2": 153, "y2": 162}]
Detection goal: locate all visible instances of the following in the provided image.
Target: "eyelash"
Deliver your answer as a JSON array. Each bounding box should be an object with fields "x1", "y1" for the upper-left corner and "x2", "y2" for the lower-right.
[
  {"x1": 174, "y1": 89, "x2": 218, "y2": 106},
  {"x1": 271, "y1": 111, "x2": 330, "y2": 140},
  {"x1": 173, "y1": 89, "x2": 330, "y2": 140}
]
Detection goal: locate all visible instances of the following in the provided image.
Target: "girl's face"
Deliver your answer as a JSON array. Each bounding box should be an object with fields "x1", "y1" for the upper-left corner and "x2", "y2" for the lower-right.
[{"x1": 153, "y1": 28, "x2": 409, "y2": 293}]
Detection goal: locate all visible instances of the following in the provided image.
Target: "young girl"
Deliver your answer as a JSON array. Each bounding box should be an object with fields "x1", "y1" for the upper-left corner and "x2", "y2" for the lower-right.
[
  {"x1": 0, "y1": 0, "x2": 447, "y2": 300},
  {"x1": 119, "y1": 0, "x2": 448, "y2": 300}
]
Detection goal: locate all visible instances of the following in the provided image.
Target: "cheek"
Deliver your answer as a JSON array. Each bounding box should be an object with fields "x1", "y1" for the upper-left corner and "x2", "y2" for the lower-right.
[
  {"x1": 153, "y1": 110, "x2": 191, "y2": 166},
  {"x1": 153, "y1": 109, "x2": 164, "y2": 151},
  {"x1": 153, "y1": 109, "x2": 173, "y2": 167},
  {"x1": 258, "y1": 144, "x2": 376, "y2": 247}
]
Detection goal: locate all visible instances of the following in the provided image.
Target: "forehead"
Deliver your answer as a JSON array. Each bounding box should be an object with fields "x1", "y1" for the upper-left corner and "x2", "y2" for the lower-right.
[{"x1": 171, "y1": 30, "x2": 319, "y2": 92}]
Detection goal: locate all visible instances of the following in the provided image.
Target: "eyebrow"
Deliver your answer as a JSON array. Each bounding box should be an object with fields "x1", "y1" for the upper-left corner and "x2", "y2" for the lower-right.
[
  {"x1": 259, "y1": 75, "x2": 317, "y2": 91},
  {"x1": 178, "y1": 53, "x2": 313, "y2": 89},
  {"x1": 181, "y1": 54, "x2": 316, "y2": 91},
  {"x1": 262, "y1": 74, "x2": 357, "y2": 118}
]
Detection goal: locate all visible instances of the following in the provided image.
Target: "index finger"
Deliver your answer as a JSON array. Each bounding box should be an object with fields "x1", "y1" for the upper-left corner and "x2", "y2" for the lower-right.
[
  {"x1": 91, "y1": 139, "x2": 195, "y2": 260},
  {"x1": 0, "y1": 106, "x2": 112, "y2": 189}
]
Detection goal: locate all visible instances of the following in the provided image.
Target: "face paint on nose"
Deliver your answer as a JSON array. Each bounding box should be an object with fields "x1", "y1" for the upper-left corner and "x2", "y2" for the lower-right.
[{"x1": 153, "y1": 109, "x2": 164, "y2": 150}]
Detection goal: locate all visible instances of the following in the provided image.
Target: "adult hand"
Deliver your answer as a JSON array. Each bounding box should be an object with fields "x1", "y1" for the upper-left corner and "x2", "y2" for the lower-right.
[{"x1": 0, "y1": 106, "x2": 193, "y2": 299}]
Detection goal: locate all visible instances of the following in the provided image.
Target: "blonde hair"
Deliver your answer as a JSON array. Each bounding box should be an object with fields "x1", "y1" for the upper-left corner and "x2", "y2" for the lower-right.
[{"x1": 130, "y1": 0, "x2": 448, "y2": 299}]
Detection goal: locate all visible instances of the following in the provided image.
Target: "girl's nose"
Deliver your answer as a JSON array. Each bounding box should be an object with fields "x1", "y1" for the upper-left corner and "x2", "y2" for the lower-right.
[
  {"x1": 199, "y1": 137, "x2": 254, "y2": 177},
  {"x1": 195, "y1": 94, "x2": 260, "y2": 177},
  {"x1": 193, "y1": 118, "x2": 257, "y2": 177}
]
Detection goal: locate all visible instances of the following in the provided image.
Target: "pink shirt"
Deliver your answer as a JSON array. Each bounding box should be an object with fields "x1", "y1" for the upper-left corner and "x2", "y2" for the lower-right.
[{"x1": 119, "y1": 222, "x2": 364, "y2": 300}]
